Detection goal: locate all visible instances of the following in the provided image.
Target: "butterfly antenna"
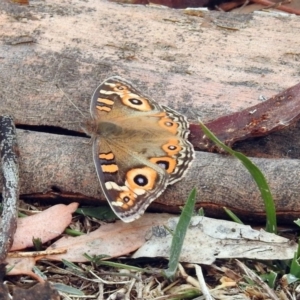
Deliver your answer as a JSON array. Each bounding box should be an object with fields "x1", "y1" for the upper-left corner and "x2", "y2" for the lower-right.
[{"x1": 56, "y1": 84, "x2": 86, "y2": 118}]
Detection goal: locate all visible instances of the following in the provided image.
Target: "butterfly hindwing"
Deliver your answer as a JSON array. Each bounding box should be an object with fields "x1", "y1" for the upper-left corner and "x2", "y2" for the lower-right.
[{"x1": 89, "y1": 76, "x2": 195, "y2": 222}]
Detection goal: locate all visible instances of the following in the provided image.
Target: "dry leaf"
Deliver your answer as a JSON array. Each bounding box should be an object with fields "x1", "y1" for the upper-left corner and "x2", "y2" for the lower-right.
[
  {"x1": 5, "y1": 257, "x2": 39, "y2": 280},
  {"x1": 45, "y1": 213, "x2": 172, "y2": 262},
  {"x1": 11, "y1": 203, "x2": 79, "y2": 251},
  {"x1": 13, "y1": 281, "x2": 60, "y2": 300},
  {"x1": 133, "y1": 216, "x2": 297, "y2": 264}
]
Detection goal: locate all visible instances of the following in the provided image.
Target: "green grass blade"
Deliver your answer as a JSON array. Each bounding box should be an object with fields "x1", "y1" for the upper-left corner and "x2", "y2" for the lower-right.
[
  {"x1": 223, "y1": 207, "x2": 244, "y2": 224},
  {"x1": 290, "y1": 251, "x2": 300, "y2": 278},
  {"x1": 51, "y1": 283, "x2": 85, "y2": 296},
  {"x1": 164, "y1": 188, "x2": 197, "y2": 279},
  {"x1": 199, "y1": 120, "x2": 277, "y2": 233}
]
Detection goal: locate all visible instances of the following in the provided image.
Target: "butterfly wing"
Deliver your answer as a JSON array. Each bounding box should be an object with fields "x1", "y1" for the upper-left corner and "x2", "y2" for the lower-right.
[
  {"x1": 92, "y1": 137, "x2": 169, "y2": 222},
  {"x1": 90, "y1": 76, "x2": 194, "y2": 222}
]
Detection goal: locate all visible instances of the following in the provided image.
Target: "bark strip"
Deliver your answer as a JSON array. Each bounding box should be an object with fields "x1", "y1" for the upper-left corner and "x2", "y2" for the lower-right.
[{"x1": 0, "y1": 116, "x2": 19, "y2": 263}]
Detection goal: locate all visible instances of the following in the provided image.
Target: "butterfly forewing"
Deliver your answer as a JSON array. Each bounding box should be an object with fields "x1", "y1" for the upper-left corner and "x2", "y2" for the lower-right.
[{"x1": 89, "y1": 76, "x2": 195, "y2": 222}]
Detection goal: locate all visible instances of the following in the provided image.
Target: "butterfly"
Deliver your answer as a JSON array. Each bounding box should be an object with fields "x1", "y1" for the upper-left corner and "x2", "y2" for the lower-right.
[{"x1": 86, "y1": 76, "x2": 194, "y2": 222}]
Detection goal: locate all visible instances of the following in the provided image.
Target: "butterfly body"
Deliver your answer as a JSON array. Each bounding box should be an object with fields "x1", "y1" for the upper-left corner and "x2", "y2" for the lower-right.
[{"x1": 88, "y1": 76, "x2": 194, "y2": 222}]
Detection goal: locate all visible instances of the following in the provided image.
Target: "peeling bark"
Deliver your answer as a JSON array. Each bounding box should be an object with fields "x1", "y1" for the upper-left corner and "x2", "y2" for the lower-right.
[{"x1": 0, "y1": 116, "x2": 19, "y2": 263}]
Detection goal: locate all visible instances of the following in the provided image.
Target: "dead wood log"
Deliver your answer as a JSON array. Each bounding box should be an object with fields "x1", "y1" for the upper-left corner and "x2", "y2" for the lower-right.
[
  {"x1": 0, "y1": 129, "x2": 297, "y2": 224},
  {"x1": 1, "y1": 1, "x2": 300, "y2": 224},
  {"x1": 1, "y1": 1, "x2": 300, "y2": 132}
]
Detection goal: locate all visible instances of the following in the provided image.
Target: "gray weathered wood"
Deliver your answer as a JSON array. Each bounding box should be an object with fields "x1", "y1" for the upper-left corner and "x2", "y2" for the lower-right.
[
  {"x1": 5, "y1": 129, "x2": 300, "y2": 224},
  {"x1": 0, "y1": 116, "x2": 19, "y2": 263},
  {"x1": 0, "y1": 0, "x2": 300, "y2": 223}
]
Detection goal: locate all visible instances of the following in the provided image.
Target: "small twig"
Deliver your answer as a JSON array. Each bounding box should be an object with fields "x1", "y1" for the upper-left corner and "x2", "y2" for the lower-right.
[
  {"x1": 7, "y1": 248, "x2": 67, "y2": 258},
  {"x1": 0, "y1": 116, "x2": 19, "y2": 263},
  {"x1": 236, "y1": 259, "x2": 279, "y2": 300},
  {"x1": 195, "y1": 264, "x2": 215, "y2": 300},
  {"x1": 178, "y1": 263, "x2": 200, "y2": 288}
]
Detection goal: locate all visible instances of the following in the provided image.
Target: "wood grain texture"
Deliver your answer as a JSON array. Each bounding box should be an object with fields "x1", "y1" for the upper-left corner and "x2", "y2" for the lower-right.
[
  {"x1": 0, "y1": 0, "x2": 300, "y2": 223},
  {"x1": 4, "y1": 129, "x2": 300, "y2": 224},
  {"x1": 0, "y1": 1, "x2": 299, "y2": 127}
]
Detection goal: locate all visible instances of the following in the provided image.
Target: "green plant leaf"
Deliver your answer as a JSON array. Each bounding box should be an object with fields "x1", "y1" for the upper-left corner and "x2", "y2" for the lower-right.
[
  {"x1": 294, "y1": 219, "x2": 300, "y2": 227},
  {"x1": 283, "y1": 273, "x2": 299, "y2": 285},
  {"x1": 198, "y1": 207, "x2": 205, "y2": 217},
  {"x1": 223, "y1": 207, "x2": 243, "y2": 224},
  {"x1": 32, "y1": 237, "x2": 42, "y2": 251},
  {"x1": 260, "y1": 271, "x2": 277, "y2": 288},
  {"x1": 164, "y1": 188, "x2": 197, "y2": 279},
  {"x1": 51, "y1": 283, "x2": 85, "y2": 296},
  {"x1": 76, "y1": 206, "x2": 117, "y2": 221},
  {"x1": 290, "y1": 251, "x2": 300, "y2": 278},
  {"x1": 199, "y1": 120, "x2": 277, "y2": 233}
]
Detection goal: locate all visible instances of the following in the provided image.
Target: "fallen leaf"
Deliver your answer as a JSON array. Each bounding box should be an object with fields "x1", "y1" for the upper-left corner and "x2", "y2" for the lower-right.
[
  {"x1": 13, "y1": 281, "x2": 60, "y2": 300},
  {"x1": 11, "y1": 203, "x2": 78, "y2": 251},
  {"x1": 45, "y1": 213, "x2": 172, "y2": 262},
  {"x1": 132, "y1": 216, "x2": 297, "y2": 264},
  {"x1": 5, "y1": 257, "x2": 39, "y2": 281}
]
